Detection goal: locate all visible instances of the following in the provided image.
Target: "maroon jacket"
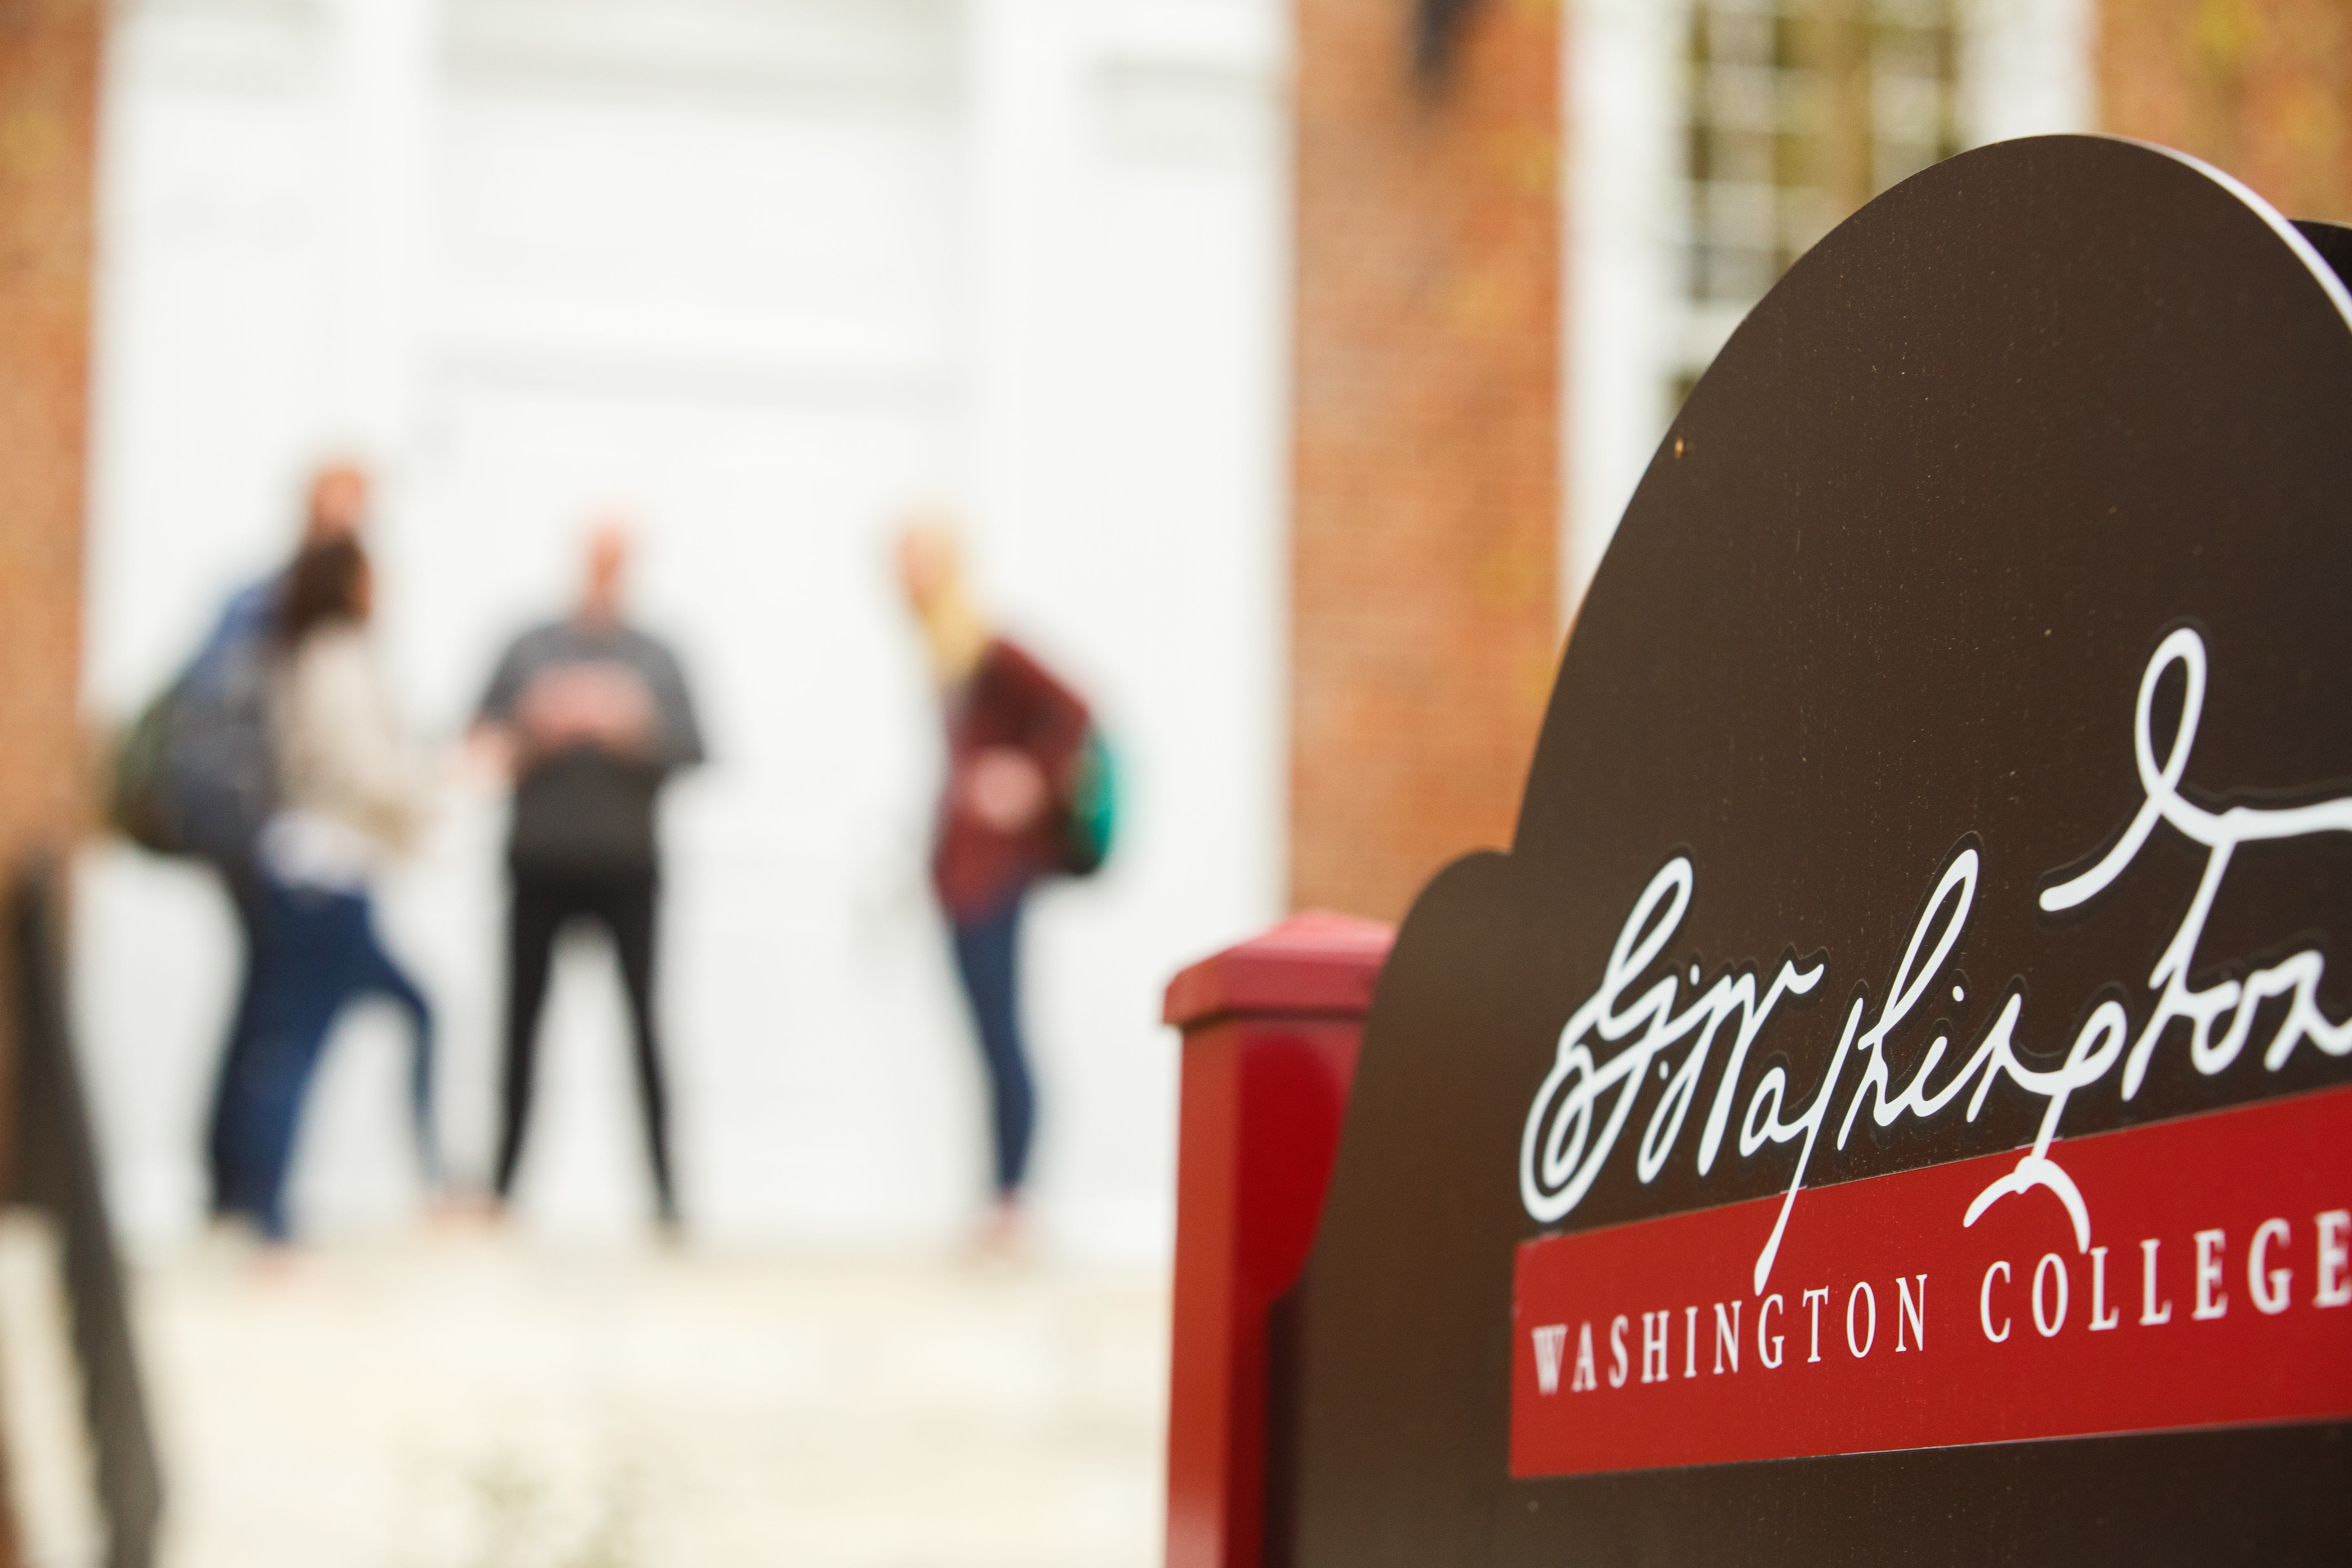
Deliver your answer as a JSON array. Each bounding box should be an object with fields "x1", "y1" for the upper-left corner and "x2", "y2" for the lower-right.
[{"x1": 933, "y1": 638, "x2": 1090, "y2": 922}]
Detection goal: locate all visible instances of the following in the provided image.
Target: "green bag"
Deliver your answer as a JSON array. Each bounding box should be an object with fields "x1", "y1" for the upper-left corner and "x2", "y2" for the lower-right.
[{"x1": 1060, "y1": 726, "x2": 1119, "y2": 878}]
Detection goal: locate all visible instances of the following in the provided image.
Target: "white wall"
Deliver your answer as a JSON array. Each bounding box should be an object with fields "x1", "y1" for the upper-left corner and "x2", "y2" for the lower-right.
[{"x1": 80, "y1": 0, "x2": 1286, "y2": 1261}]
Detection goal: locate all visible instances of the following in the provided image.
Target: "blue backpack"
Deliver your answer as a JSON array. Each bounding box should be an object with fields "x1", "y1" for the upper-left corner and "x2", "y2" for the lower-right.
[{"x1": 111, "y1": 584, "x2": 281, "y2": 871}]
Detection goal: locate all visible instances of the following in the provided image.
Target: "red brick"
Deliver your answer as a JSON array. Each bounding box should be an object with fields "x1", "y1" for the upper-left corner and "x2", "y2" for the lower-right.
[
  {"x1": 0, "y1": 0, "x2": 98, "y2": 1550},
  {"x1": 1288, "y1": 0, "x2": 1563, "y2": 920},
  {"x1": 2099, "y1": 0, "x2": 2352, "y2": 223}
]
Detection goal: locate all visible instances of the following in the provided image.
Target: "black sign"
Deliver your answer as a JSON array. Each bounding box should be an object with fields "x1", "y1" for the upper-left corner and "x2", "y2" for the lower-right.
[{"x1": 1273, "y1": 136, "x2": 2352, "y2": 1562}]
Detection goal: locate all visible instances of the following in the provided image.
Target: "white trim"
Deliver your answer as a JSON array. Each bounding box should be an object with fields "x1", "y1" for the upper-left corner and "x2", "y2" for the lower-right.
[{"x1": 2127, "y1": 134, "x2": 2352, "y2": 332}]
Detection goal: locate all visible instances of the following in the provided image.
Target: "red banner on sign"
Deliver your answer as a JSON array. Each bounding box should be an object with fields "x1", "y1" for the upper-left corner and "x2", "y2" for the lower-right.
[{"x1": 1510, "y1": 1085, "x2": 2352, "y2": 1477}]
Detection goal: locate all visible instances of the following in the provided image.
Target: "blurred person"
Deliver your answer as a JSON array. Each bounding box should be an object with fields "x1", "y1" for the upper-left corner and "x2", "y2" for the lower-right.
[
  {"x1": 213, "y1": 535, "x2": 438, "y2": 1243},
  {"x1": 895, "y1": 516, "x2": 1096, "y2": 1257},
  {"x1": 175, "y1": 461, "x2": 373, "y2": 1218},
  {"x1": 470, "y1": 520, "x2": 705, "y2": 1233},
  {"x1": 203, "y1": 463, "x2": 371, "y2": 673}
]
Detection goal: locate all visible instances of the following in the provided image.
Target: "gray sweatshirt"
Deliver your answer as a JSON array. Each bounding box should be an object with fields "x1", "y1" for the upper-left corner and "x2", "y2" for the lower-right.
[{"x1": 475, "y1": 619, "x2": 705, "y2": 876}]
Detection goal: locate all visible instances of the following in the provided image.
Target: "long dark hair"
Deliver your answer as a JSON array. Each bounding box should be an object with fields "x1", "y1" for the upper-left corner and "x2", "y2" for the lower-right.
[{"x1": 278, "y1": 537, "x2": 370, "y2": 646}]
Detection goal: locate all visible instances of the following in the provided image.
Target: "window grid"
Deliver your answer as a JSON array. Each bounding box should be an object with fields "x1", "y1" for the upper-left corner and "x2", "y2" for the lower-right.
[{"x1": 1682, "y1": 0, "x2": 1960, "y2": 324}]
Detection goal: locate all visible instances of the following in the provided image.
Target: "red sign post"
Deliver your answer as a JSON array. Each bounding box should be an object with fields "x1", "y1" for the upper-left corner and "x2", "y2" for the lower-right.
[{"x1": 1160, "y1": 913, "x2": 1391, "y2": 1568}]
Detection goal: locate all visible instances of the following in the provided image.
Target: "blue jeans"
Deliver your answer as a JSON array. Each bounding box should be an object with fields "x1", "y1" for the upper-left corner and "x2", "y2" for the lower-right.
[
  {"x1": 214, "y1": 879, "x2": 435, "y2": 1240},
  {"x1": 951, "y1": 894, "x2": 1035, "y2": 1197},
  {"x1": 204, "y1": 872, "x2": 269, "y2": 1216}
]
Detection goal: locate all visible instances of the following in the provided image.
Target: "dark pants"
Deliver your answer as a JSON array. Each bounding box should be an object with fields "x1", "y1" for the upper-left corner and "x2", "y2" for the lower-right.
[
  {"x1": 495, "y1": 865, "x2": 675, "y2": 1223},
  {"x1": 205, "y1": 873, "x2": 267, "y2": 1216},
  {"x1": 214, "y1": 879, "x2": 436, "y2": 1240},
  {"x1": 951, "y1": 894, "x2": 1035, "y2": 1197}
]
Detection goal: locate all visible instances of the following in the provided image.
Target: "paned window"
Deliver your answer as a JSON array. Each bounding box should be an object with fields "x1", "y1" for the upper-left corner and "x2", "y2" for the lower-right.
[{"x1": 1679, "y1": 0, "x2": 1960, "y2": 394}]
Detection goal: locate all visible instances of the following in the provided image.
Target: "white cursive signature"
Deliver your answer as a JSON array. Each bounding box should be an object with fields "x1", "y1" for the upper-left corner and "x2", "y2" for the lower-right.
[{"x1": 1519, "y1": 628, "x2": 2352, "y2": 1294}]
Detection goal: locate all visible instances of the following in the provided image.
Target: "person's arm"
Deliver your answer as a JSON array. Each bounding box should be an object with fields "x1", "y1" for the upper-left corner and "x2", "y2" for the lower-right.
[
  {"x1": 474, "y1": 635, "x2": 529, "y2": 731},
  {"x1": 466, "y1": 636, "x2": 531, "y2": 782},
  {"x1": 647, "y1": 644, "x2": 706, "y2": 772},
  {"x1": 179, "y1": 574, "x2": 281, "y2": 701},
  {"x1": 998, "y1": 641, "x2": 1091, "y2": 793},
  {"x1": 208, "y1": 577, "x2": 278, "y2": 653},
  {"x1": 952, "y1": 641, "x2": 1090, "y2": 837},
  {"x1": 561, "y1": 641, "x2": 697, "y2": 775}
]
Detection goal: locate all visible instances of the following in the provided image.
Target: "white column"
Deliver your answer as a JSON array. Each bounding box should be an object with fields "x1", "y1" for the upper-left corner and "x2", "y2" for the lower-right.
[
  {"x1": 1565, "y1": 0, "x2": 1686, "y2": 620},
  {"x1": 1961, "y1": 0, "x2": 2096, "y2": 146},
  {"x1": 320, "y1": 0, "x2": 439, "y2": 467}
]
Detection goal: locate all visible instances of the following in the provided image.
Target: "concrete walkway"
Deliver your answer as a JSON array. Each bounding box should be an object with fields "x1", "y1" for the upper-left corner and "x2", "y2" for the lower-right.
[{"x1": 127, "y1": 1238, "x2": 1168, "y2": 1568}]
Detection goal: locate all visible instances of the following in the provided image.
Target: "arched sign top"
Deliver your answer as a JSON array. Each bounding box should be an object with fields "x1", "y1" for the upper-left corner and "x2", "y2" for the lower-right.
[{"x1": 1281, "y1": 136, "x2": 2352, "y2": 1564}]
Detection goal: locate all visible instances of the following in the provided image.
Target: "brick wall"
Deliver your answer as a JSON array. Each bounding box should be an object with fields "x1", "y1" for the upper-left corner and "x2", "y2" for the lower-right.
[
  {"x1": 2100, "y1": 0, "x2": 2352, "y2": 223},
  {"x1": 0, "y1": 0, "x2": 99, "y2": 1552},
  {"x1": 0, "y1": 0, "x2": 98, "y2": 877},
  {"x1": 1288, "y1": 0, "x2": 1561, "y2": 922}
]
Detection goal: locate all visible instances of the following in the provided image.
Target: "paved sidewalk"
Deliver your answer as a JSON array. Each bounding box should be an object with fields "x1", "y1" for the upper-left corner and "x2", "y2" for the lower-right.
[{"x1": 130, "y1": 1238, "x2": 1169, "y2": 1568}]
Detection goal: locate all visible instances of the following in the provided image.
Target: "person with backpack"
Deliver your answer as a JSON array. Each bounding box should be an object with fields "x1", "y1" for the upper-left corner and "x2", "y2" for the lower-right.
[
  {"x1": 895, "y1": 516, "x2": 1115, "y2": 1258},
  {"x1": 111, "y1": 461, "x2": 376, "y2": 1219},
  {"x1": 213, "y1": 535, "x2": 437, "y2": 1241}
]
